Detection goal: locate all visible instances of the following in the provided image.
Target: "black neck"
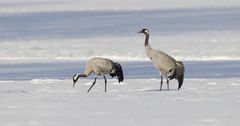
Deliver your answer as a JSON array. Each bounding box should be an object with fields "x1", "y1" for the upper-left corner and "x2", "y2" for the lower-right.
[{"x1": 144, "y1": 34, "x2": 149, "y2": 46}]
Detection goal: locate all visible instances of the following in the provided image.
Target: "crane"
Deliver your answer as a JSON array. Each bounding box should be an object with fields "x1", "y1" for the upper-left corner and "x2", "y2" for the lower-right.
[
  {"x1": 138, "y1": 28, "x2": 184, "y2": 90},
  {"x1": 73, "y1": 57, "x2": 124, "y2": 92}
]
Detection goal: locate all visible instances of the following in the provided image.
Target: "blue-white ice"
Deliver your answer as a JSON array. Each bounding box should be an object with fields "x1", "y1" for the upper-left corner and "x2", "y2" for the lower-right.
[
  {"x1": 0, "y1": 60, "x2": 240, "y2": 80},
  {"x1": 0, "y1": 8, "x2": 240, "y2": 61}
]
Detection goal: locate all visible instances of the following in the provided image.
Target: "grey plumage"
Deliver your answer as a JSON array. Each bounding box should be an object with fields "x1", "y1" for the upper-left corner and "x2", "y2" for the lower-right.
[
  {"x1": 138, "y1": 28, "x2": 185, "y2": 90},
  {"x1": 72, "y1": 57, "x2": 124, "y2": 92}
]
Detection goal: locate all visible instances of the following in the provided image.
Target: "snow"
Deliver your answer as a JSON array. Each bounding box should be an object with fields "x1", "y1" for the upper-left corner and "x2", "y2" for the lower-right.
[
  {"x1": 1, "y1": 0, "x2": 240, "y2": 14},
  {"x1": 0, "y1": 78, "x2": 240, "y2": 126},
  {"x1": 1, "y1": 8, "x2": 240, "y2": 61},
  {"x1": 0, "y1": 31, "x2": 240, "y2": 61}
]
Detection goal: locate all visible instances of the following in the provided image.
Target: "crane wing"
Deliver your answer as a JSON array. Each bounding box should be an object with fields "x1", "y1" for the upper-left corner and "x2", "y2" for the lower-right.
[{"x1": 90, "y1": 58, "x2": 114, "y2": 74}]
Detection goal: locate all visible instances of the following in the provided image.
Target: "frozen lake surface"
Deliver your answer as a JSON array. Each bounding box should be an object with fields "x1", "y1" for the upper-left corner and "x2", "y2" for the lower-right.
[
  {"x1": 0, "y1": 60, "x2": 240, "y2": 80},
  {"x1": 1, "y1": 8, "x2": 240, "y2": 40},
  {"x1": 1, "y1": 8, "x2": 240, "y2": 61}
]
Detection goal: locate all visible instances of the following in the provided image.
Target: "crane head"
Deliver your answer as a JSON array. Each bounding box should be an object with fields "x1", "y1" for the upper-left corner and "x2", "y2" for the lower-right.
[
  {"x1": 137, "y1": 28, "x2": 149, "y2": 34},
  {"x1": 72, "y1": 74, "x2": 78, "y2": 88}
]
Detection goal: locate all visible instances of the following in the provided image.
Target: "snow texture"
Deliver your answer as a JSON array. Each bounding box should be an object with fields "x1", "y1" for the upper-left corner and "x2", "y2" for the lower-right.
[
  {"x1": 0, "y1": 78, "x2": 240, "y2": 126},
  {"x1": 1, "y1": 0, "x2": 240, "y2": 14},
  {"x1": 1, "y1": 8, "x2": 240, "y2": 61}
]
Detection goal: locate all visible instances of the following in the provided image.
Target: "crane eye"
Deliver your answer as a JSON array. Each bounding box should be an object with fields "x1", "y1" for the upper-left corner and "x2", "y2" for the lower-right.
[{"x1": 144, "y1": 29, "x2": 149, "y2": 33}]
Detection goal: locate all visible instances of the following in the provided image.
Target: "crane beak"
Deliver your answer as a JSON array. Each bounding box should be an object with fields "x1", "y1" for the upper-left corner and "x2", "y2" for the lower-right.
[
  {"x1": 137, "y1": 30, "x2": 143, "y2": 34},
  {"x1": 73, "y1": 81, "x2": 76, "y2": 88},
  {"x1": 73, "y1": 78, "x2": 76, "y2": 88}
]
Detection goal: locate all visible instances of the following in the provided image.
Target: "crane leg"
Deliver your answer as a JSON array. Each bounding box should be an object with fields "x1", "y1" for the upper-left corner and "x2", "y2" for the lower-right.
[
  {"x1": 167, "y1": 79, "x2": 169, "y2": 90},
  {"x1": 160, "y1": 75, "x2": 163, "y2": 91},
  {"x1": 103, "y1": 75, "x2": 107, "y2": 92},
  {"x1": 87, "y1": 76, "x2": 97, "y2": 93}
]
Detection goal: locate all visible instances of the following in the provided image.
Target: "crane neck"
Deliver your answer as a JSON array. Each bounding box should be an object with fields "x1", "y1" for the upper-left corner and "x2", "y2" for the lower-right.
[{"x1": 144, "y1": 34, "x2": 150, "y2": 46}]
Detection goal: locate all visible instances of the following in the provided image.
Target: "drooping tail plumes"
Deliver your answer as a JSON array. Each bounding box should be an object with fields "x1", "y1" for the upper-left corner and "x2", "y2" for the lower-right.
[
  {"x1": 110, "y1": 62, "x2": 124, "y2": 83},
  {"x1": 116, "y1": 63, "x2": 124, "y2": 83},
  {"x1": 176, "y1": 61, "x2": 185, "y2": 90}
]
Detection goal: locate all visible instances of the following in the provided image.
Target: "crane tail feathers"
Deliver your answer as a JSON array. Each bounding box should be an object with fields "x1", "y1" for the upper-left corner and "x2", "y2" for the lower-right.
[
  {"x1": 114, "y1": 62, "x2": 124, "y2": 83},
  {"x1": 176, "y1": 61, "x2": 185, "y2": 90},
  {"x1": 177, "y1": 75, "x2": 184, "y2": 90}
]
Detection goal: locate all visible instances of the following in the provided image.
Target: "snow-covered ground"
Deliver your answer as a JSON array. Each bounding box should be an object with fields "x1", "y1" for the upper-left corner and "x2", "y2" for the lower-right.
[
  {"x1": 0, "y1": 78, "x2": 240, "y2": 126},
  {"x1": 0, "y1": 60, "x2": 240, "y2": 126}
]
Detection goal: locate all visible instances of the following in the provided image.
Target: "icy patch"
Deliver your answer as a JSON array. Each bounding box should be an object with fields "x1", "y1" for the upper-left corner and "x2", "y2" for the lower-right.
[
  {"x1": 31, "y1": 79, "x2": 62, "y2": 84},
  {"x1": 84, "y1": 82, "x2": 93, "y2": 85},
  {"x1": 36, "y1": 87, "x2": 51, "y2": 93},
  {"x1": 2, "y1": 89, "x2": 27, "y2": 94},
  {"x1": 202, "y1": 118, "x2": 219, "y2": 123},
  {"x1": 229, "y1": 83, "x2": 240, "y2": 86},
  {"x1": 7, "y1": 106, "x2": 23, "y2": 109},
  {"x1": 28, "y1": 121, "x2": 41, "y2": 126},
  {"x1": 114, "y1": 94, "x2": 129, "y2": 99},
  {"x1": 67, "y1": 90, "x2": 77, "y2": 93},
  {"x1": 108, "y1": 90, "x2": 119, "y2": 93},
  {"x1": 208, "y1": 82, "x2": 217, "y2": 85},
  {"x1": 112, "y1": 82, "x2": 127, "y2": 85},
  {"x1": 88, "y1": 112, "x2": 114, "y2": 116},
  {"x1": 135, "y1": 88, "x2": 151, "y2": 92}
]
